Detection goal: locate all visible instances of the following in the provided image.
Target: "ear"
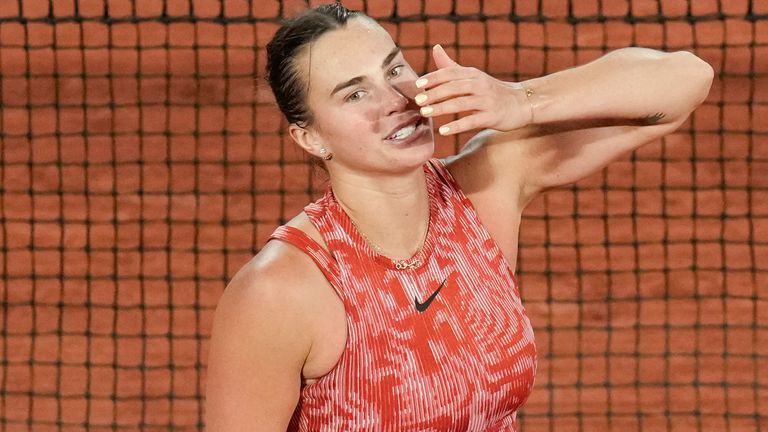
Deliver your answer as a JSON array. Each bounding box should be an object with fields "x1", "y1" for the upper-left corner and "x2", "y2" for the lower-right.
[{"x1": 288, "y1": 123, "x2": 326, "y2": 158}]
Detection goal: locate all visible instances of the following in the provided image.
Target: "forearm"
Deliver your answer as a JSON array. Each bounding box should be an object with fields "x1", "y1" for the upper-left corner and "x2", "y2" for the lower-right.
[{"x1": 520, "y1": 47, "x2": 714, "y2": 126}]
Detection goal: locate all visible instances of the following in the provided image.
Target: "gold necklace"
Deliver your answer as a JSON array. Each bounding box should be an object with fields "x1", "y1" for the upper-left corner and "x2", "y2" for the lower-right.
[{"x1": 351, "y1": 219, "x2": 427, "y2": 270}]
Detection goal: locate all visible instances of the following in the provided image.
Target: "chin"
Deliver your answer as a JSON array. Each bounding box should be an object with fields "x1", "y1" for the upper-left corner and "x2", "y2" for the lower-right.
[{"x1": 386, "y1": 140, "x2": 435, "y2": 175}]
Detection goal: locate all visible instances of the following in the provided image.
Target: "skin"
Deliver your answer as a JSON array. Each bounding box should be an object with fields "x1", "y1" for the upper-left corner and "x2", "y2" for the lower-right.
[
  {"x1": 205, "y1": 16, "x2": 714, "y2": 432},
  {"x1": 289, "y1": 18, "x2": 437, "y2": 260}
]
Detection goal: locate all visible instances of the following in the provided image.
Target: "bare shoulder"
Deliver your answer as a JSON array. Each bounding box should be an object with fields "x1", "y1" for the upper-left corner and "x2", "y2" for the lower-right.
[
  {"x1": 219, "y1": 239, "x2": 318, "y2": 330},
  {"x1": 218, "y1": 212, "x2": 329, "y2": 317},
  {"x1": 205, "y1": 213, "x2": 332, "y2": 431},
  {"x1": 443, "y1": 123, "x2": 570, "y2": 203},
  {"x1": 442, "y1": 128, "x2": 533, "y2": 206},
  {"x1": 212, "y1": 212, "x2": 332, "y2": 361}
]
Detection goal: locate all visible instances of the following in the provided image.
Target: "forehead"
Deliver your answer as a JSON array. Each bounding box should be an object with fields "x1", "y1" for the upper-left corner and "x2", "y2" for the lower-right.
[{"x1": 302, "y1": 18, "x2": 397, "y2": 90}]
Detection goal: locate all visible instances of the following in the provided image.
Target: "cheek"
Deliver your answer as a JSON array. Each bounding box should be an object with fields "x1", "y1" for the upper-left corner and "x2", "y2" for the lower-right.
[
  {"x1": 315, "y1": 105, "x2": 382, "y2": 143},
  {"x1": 337, "y1": 104, "x2": 384, "y2": 137}
]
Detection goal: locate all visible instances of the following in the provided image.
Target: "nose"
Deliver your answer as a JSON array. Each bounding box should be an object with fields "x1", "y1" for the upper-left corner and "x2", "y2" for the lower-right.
[{"x1": 382, "y1": 81, "x2": 415, "y2": 115}]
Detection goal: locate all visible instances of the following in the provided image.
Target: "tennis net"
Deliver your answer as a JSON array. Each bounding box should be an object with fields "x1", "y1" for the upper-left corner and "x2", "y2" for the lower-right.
[{"x1": 1, "y1": 0, "x2": 766, "y2": 430}]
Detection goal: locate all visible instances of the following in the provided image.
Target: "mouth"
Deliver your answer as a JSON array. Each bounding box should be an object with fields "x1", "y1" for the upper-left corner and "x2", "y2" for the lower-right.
[{"x1": 384, "y1": 116, "x2": 426, "y2": 142}]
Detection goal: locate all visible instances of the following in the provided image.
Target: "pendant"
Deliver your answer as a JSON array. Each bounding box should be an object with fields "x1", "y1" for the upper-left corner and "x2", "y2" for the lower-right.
[{"x1": 395, "y1": 257, "x2": 423, "y2": 270}]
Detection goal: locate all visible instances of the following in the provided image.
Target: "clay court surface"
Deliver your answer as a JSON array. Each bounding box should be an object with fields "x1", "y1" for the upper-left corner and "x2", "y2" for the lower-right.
[{"x1": 1, "y1": 0, "x2": 766, "y2": 430}]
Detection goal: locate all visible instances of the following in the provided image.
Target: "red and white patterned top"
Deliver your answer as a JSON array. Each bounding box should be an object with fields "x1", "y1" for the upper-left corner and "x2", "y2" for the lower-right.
[{"x1": 270, "y1": 159, "x2": 537, "y2": 431}]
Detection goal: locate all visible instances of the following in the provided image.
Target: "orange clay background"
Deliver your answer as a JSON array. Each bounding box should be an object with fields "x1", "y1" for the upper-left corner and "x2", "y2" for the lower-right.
[{"x1": 1, "y1": 0, "x2": 766, "y2": 431}]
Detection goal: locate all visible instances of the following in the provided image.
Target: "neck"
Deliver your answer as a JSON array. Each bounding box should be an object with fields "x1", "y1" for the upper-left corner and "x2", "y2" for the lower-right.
[{"x1": 330, "y1": 167, "x2": 430, "y2": 261}]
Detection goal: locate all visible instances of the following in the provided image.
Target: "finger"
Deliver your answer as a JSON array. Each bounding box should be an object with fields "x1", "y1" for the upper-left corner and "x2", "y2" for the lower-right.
[
  {"x1": 438, "y1": 113, "x2": 490, "y2": 136},
  {"x1": 432, "y1": 44, "x2": 459, "y2": 70},
  {"x1": 420, "y1": 95, "x2": 484, "y2": 118},
  {"x1": 414, "y1": 79, "x2": 476, "y2": 107},
  {"x1": 415, "y1": 65, "x2": 478, "y2": 90}
]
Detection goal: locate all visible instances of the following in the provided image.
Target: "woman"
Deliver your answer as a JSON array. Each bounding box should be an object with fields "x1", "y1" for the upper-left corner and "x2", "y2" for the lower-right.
[{"x1": 205, "y1": 3, "x2": 713, "y2": 431}]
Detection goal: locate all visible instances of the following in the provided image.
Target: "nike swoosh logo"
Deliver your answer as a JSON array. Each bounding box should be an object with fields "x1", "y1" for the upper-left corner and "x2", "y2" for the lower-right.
[{"x1": 414, "y1": 277, "x2": 448, "y2": 312}]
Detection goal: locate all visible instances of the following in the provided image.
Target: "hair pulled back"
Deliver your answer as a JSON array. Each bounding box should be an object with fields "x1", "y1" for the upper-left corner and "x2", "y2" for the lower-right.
[{"x1": 266, "y1": 2, "x2": 359, "y2": 127}]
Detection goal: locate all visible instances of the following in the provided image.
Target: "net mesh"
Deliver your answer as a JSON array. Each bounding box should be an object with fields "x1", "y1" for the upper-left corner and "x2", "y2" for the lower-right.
[{"x1": 1, "y1": 0, "x2": 766, "y2": 430}]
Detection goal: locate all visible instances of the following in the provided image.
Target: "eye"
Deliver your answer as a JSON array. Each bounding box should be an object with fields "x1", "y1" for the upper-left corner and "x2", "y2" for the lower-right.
[
  {"x1": 346, "y1": 90, "x2": 365, "y2": 102},
  {"x1": 388, "y1": 65, "x2": 404, "y2": 79}
]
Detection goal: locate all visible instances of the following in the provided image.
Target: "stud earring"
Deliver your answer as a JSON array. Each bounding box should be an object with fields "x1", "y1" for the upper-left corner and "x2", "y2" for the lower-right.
[{"x1": 319, "y1": 147, "x2": 333, "y2": 161}]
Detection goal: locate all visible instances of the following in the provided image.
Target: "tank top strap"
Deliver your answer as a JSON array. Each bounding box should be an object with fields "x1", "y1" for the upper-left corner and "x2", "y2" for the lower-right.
[
  {"x1": 427, "y1": 158, "x2": 461, "y2": 195},
  {"x1": 269, "y1": 225, "x2": 342, "y2": 287}
]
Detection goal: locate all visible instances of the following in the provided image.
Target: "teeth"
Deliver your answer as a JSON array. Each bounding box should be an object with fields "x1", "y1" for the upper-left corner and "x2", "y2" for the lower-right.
[{"x1": 388, "y1": 122, "x2": 417, "y2": 140}]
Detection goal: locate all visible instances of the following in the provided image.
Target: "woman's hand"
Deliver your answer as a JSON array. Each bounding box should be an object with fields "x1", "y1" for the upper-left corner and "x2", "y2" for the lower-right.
[{"x1": 414, "y1": 45, "x2": 533, "y2": 136}]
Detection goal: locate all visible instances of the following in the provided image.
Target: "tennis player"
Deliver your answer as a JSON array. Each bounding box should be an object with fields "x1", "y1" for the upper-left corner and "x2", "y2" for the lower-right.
[{"x1": 205, "y1": 3, "x2": 712, "y2": 431}]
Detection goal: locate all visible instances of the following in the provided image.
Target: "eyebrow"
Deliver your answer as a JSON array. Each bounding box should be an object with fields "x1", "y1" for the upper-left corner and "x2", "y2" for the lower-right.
[{"x1": 330, "y1": 46, "x2": 402, "y2": 96}]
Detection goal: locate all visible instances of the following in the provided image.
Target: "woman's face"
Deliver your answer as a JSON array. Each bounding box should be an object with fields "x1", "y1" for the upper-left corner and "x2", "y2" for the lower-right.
[{"x1": 296, "y1": 18, "x2": 434, "y2": 175}]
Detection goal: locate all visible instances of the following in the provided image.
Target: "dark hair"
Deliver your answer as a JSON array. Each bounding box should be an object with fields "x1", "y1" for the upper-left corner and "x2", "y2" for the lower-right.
[{"x1": 266, "y1": 2, "x2": 360, "y2": 127}]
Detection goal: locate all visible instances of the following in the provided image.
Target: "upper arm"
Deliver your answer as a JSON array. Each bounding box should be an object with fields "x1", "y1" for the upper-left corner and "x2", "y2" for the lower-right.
[
  {"x1": 451, "y1": 105, "x2": 690, "y2": 207},
  {"x1": 445, "y1": 118, "x2": 686, "y2": 254},
  {"x1": 205, "y1": 252, "x2": 313, "y2": 432},
  {"x1": 513, "y1": 118, "x2": 686, "y2": 203}
]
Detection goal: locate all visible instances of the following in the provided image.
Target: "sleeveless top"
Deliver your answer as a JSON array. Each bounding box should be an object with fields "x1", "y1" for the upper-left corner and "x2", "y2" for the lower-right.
[{"x1": 269, "y1": 159, "x2": 537, "y2": 431}]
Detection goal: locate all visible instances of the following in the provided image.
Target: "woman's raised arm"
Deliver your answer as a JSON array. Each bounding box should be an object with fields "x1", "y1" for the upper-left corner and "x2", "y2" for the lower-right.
[{"x1": 418, "y1": 45, "x2": 713, "y2": 204}]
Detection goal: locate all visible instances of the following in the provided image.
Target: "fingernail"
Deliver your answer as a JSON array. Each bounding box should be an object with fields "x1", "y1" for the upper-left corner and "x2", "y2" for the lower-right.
[
  {"x1": 415, "y1": 78, "x2": 428, "y2": 88},
  {"x1": 420, "y1": 106, "x2": 433, "y2": 115},
  {"x1": 414, "y1": 94, "x2": 428, "y2": 105},
  {"x1": 439, "y1": 126, "x2": 450, "y2": 135}
]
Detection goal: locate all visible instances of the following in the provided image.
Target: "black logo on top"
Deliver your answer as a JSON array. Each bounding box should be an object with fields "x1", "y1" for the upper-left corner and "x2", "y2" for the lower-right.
[{"x1": 414, "y1": 277, "x2": 448, "y2": 312}]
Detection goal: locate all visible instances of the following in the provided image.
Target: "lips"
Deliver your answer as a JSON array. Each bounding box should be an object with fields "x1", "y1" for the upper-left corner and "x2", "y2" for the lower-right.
[{"x1": 385, "y1": 115, "x2": 423, "y2": 141}]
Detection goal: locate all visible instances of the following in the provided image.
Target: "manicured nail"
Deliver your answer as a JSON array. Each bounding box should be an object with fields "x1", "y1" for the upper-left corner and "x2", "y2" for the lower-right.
[
  {"x1": 414, "y1": 94, "x2": 428, "y2": 105},
  {"x1": 415, "y1": 78, "x2": 428, "y2": 88},
  {"x1": 420, "y1": 106, "x2": 433, "y2": 115},
  {"x1": 439, "y1": 126, "x2": 450, "y2": 135}
]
